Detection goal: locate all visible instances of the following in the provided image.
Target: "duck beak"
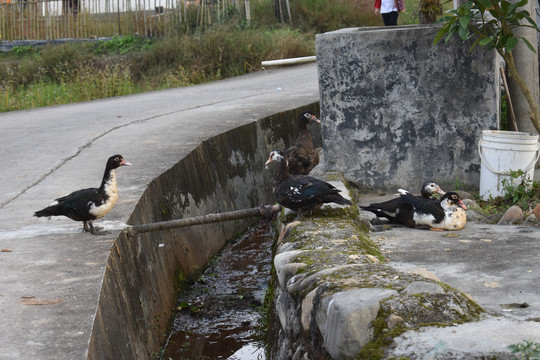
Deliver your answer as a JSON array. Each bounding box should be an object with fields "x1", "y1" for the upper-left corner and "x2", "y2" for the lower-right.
[
  {"x1": 459, "y1": 199, "x2": 467, "y2": 210},
  {"x1": 311, "y1": 115, "x2": 321, "y2": 124},
  {"x1": 436, "y1": 187, "x2": 446, "y2": 195},
  {"x1": 121, "y1": 159, "x2": 132, "y2": 166}
]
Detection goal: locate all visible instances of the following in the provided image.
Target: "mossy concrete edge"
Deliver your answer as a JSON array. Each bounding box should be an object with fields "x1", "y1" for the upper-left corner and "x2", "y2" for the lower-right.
[{"x1": 269, "y1": 180, "x2": 483, "y2": 359}]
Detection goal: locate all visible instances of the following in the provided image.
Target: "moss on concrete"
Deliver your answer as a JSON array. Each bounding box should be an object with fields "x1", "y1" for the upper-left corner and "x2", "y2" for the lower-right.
[{"x1": 271, "y1": 179, "x2": 484, "y2": 359}]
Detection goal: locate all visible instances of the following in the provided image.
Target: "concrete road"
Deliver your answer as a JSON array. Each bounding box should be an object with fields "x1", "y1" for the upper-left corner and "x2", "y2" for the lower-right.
[{"x1": 0, "y1": 63, "x2": 319, "y2": 359}]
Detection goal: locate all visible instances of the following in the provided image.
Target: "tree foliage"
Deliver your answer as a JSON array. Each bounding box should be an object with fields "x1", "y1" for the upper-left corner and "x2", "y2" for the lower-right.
[{"x1": 434, "y1": 0, "x2": 540, "y2": 134}]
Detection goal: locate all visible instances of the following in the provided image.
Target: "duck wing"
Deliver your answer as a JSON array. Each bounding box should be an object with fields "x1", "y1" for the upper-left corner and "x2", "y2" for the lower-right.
[
  {"x1": 275, "y1": 175, "x2": 344, "y2": 209},
  {"x1": 398, "y1": 190, "x2": 445, "y2": 223},
  {"x1": 285, "y1": 146, "x2": 319, "y2": 175},
  {"x1": 35, "y1": 187, "x2": 102, "y2": 221},
  {"x1": 361, "y1": 197, "x2": 403, "y2": 217}
]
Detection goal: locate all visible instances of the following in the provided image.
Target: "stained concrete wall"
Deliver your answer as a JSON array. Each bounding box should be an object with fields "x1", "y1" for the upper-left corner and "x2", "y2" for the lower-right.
[
  {"x1": 316, "y1": 25, "x2": 499, "y2": 191},
  {"x1": 87, "y1": 104, "x2": 320, "y2": 359}
]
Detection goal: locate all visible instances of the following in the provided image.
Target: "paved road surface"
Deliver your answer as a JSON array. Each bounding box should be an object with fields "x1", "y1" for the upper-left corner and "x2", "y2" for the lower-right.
[{"x1": 0, "y1": 63, "x2": 319, "y2": 359}]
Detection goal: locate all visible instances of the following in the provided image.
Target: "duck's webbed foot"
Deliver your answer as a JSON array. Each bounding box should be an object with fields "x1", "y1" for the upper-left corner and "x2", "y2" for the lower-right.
[{"x1": 84, "y1": 221, "x2": 106, "y2": 235}]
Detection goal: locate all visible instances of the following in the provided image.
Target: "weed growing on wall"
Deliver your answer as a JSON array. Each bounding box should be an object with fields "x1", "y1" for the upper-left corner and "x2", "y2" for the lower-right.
[
  {"x1": 508, "y1": 340, "x2": 540, "y2": 360},
  {"x1": 478, "y1": 169, "x2": 540, "y2": 213}
]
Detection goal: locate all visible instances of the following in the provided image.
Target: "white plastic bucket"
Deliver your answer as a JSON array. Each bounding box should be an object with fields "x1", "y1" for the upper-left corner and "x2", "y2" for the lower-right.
[{"x1": 478, "y1": 130, "x2": 540, "y2": 199}]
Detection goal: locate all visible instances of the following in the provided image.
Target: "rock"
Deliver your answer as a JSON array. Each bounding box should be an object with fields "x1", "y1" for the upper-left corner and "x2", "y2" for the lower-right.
[
  {"x1": 466, "y1": 210, "x2": 485, "y2": 222},
  {"x1": 406, "y1": 268, "x2": 440, "y2": 282},
  {"x1": 365, "y1": 254, "x2": 380, "y2": 264},
  {"x1": 525, "y1": 213, "x2": 539, "y2": 224},
  {"x1": 498, "y1": 206, "x2": 523, "y2": 225},
  {"x1": 401, "y1": 281, "x2": 446, "y2": 295},
  {"x1": 463, "y1": 199, "x2": 481, "y2": 211},
  {"x1": 274, "y1": 250, "x2": 306, "y2": 287},
  {"x1": 287, "y1": 265, "x2": 358, "y2": 295},
  {"x1": 316, "y1": 288, "x2": 398, "y2": 359},
  {"x1": 484, "y1": 213, "x2": 503, "y2": 224},
  {"x1": 301, "y1": 289, "x2": 318, "y2": 331},
  {"x1": 278, "y1": 221, "x2": 302, "y2": 245},
  {"x1": 456, "y1": 190, "x2": 474, "y2": 200},
  {"x1": 386, "y1": 314, "x2": 404, "y2": 329},
  {"x1": 533, "y1": 204, "x2": 540, "y2": 222}
]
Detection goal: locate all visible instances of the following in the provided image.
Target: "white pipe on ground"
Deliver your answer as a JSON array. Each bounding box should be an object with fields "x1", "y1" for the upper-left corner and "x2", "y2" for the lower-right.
[{"x1": 261, "y1": 55, "x2": 316, "y2": 67}]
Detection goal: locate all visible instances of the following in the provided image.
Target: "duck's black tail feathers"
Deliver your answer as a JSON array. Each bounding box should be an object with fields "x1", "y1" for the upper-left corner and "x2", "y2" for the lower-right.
[
  {"x1": 323, "y1": 194, "x2": 352, "y2": 206},
  {"x1": 34, "y1": 205, "x2": 62, "y2": 218}
]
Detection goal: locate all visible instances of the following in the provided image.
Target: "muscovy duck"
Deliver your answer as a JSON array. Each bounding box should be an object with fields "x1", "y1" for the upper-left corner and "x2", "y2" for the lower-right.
[
  {"x1": 285, "y1": 111, "x2": 321, "y2": 175},
  {"x1": 360, "y1": 181, "x2": 445, "y2": 227},
  {"x1": 34, "y1": 154, "x2": 131, "y2": 234},
  {"x1": 397, "y1": 189, "x2": 467, "y2": 231},
  {"x1": 265, "y1": 150, "x2": 352, "y2": 219}
]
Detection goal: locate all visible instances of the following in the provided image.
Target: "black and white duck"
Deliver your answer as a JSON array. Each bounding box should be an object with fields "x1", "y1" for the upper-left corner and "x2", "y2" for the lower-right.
[
  {"x1": 265, "y1": 150, "x2": 351, "y2": 219},
  {"x1": 397, "y1": 189, "x2": 467, "y2": 231},
  {"x1": 34, "y1": 154, "x2": 131, "y2": 234},
  {"x1": 360, "y1": 181, "x2": 445, "y2": 227},
  {"x1": 285, "y1": 111, "x2": 321, "y2": 175}
]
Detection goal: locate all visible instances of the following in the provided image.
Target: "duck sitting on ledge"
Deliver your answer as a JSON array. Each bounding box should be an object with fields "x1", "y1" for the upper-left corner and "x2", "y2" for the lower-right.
[
  {"x1": 265, "y1": 150, "x2": 352, "y2": 219},
  {"x1": 360, "y1": 181, "x2": 445, "y2": 227},
  {"x1": 398, "y1": 189, "x2": 467, "y2": 231},
  {"x1": 34, "y1": 154, "x2": 131, "y2": 235},
  {"x1": 285, "y1": 111, "x2": 321, "y2": 175}
]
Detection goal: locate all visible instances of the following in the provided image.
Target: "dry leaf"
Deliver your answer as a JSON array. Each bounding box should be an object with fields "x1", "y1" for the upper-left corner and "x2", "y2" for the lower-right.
[
  {"x1": 1, "y1": 249, "x2": 12, "y2": 252},
  {"x1": 21, "y1": 298, "x2": 63, "y2": 306},
  {"x1": 443, "y1": 233, "x2": 460, "y2": 238},
  {"x1": 483, "y1": 281, "x2": 501, "y2": 288}
]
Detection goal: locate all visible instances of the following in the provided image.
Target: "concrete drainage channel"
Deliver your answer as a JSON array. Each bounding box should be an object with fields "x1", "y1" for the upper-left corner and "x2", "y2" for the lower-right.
[
  {"x1": 86, "y1": 105, "x2": 321, "y2": 359},
  {"x1": 86, "y1": 102, "x2": 525, "y2": 359},
  {"x1": 161, "y1": 220, "x2": 274, "y2": 359}
]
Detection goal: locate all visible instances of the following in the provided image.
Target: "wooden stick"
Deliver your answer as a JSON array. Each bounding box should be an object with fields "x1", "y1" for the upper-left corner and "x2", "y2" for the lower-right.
[
  {"x1": 125, "y1": 204, "x2": 281, "y2": 237},
  {"x1": 500, "y1": 66, "x2": 518, "y2": 132}
]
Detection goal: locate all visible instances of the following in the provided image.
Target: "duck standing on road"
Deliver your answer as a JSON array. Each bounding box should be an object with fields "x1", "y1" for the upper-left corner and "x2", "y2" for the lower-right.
[
  {"x1": 265, "y1": 150, "x2": 351, "y2": 219},
  {"x1": 34, "y1": 154, "x2": 131, "y2": 235},
  {"x1": 285, "y1": 111, "x2": 321, "y2": 175},
  {"x1": 360, "y1": 181, "x2": 445, "y2": 227},
  {"x1": 397, "y1": 189, "x2": 467, "y2": 231}
]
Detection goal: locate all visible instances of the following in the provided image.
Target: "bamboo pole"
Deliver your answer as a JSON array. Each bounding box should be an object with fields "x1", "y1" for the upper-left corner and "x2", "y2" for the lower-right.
[
  {"x1": 55, "y1": 0, "x2": 59, "y2": 40},
  {"x1": 142, "y1": 0, "x2": 148, "y2": 36},
  {"x1": 284, "y1": 0, "x2": 291, "y2": 25},
  {"x1": 1, "y1": 4, "x2": 4, "y2": 41},
  {"x1": 11, "y1": 3, "x2": 15, "y2": 40},
  {"x1": 1, "y1": 4, "x2": 5, "y2": 41},
  {"x1": 500, "y1": 67, "x2": 518, "y2": 132},
  {"x1": 125, "y1": 205, "x2": 281, "y2": 237},
  {"x1": 83, "y1": 0, "x2": 87, "y2": 39},
  {"x1": 276, "y1": 0, "x2": 283, "y2": 23},
  {"x1": 244, "y1": 0, "x2": 249, "y2": 25},
  {"x1": 18, "y1": 2, "x2": 22, "y2": 39}
]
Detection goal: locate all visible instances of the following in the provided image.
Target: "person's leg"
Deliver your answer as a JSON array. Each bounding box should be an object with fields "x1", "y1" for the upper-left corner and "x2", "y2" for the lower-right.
[
  {"x1": 388, "y1": 11, "x2": 399, "y2": 25},
  {"x1": 382, "y1": 11, "x2": 399, "y2": 26}
]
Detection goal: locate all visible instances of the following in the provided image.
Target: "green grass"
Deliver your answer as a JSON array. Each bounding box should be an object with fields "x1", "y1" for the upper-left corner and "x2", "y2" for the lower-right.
[
  {"x1": 0, "y1": 0, "x2": 416, "y2": 112},
  {"x1": 477, "y1": 169, "x2": 540, "y2": 214},
  {"x1": 0, "y1": 26, "x2": 315, "y2": 111}
]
